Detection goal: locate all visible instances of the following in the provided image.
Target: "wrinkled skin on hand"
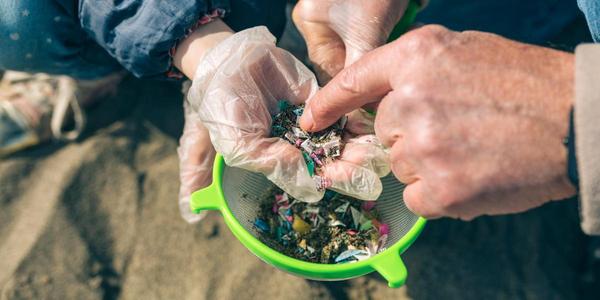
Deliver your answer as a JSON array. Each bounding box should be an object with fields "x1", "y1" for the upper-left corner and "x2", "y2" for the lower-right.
[
  {"x1": 186, "y1": 27, "x2": 390, "y2": 204},
  {"x1": 293, "y1": 0, "x2": 410, "y2": 83},
  {"x1": 301, "y1": 25, "x2": 577, "y2": 220}
]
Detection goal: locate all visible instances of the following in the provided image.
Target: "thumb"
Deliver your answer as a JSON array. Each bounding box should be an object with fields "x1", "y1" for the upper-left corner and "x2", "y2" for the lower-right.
[
  {"x1": 300, "y1": 43, "x2": 397, "y2": 132},
  {"x1": 305, "y1": 24, "x2": 347, "y2": 84},
  {"x1": 294, "y1": 21, "x2": 346, "y2": 83}
]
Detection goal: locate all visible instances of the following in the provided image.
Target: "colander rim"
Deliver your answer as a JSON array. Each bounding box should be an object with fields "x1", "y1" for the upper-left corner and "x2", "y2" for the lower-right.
[{"x1": 193, "y1": 155, "x2": 427, "y2": 279}]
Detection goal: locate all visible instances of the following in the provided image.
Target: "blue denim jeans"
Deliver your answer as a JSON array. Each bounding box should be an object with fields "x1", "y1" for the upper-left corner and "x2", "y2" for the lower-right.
[
  {"x1": 0, "y1": 0, "x2": 286, "y2": 79},
  {"x1": 0, "y1": 0, "x2": 122, "y2": 79},
  {"x1": 578, "y1": 0, "x2": 600, "y2": 42}
]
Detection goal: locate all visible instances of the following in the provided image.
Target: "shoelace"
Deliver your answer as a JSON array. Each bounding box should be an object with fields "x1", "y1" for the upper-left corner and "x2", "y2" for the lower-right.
[{"x1": 51, "y1": 76, "x2": 86, "y2": 141}]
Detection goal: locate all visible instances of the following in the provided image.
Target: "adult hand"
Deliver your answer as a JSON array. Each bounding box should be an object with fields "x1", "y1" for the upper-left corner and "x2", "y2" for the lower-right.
[
  {"x1": 300, "y1": 25, "x2": 577, "y2": 220},
  {"x1": 293, "y1": 0, "x2": 411, "y2": 83},
  {"x1": 187, "y1": 26, "x2": 388, "y2": 203}
]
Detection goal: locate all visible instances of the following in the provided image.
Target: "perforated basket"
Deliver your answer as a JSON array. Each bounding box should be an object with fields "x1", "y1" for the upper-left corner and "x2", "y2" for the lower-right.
[{"x1": 191, "y1": 155, "x2": 426, "y2": 287}]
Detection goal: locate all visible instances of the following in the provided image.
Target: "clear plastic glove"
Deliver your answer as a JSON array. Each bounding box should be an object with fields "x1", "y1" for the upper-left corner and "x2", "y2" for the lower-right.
[
  {"x1": 324, "y1": 109, "x2": 390, "y2": 199},
  {"x1": 178, "y1": 100, "x2": 216, "y2": 223},
  {"x1": 187, "y1": 26, "x2": 389, "y2": 202},
  {"x1": 292, "y1": 0, "x2": 406, "y2": 195},
  {"x1": 293, "y1": 0, "x2": 413, "y2": 83}
]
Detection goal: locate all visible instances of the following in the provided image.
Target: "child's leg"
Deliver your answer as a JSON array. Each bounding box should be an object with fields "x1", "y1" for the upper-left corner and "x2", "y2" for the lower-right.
[{"x1": 0, "y1": 0, "x2": 122, "y2": 79}]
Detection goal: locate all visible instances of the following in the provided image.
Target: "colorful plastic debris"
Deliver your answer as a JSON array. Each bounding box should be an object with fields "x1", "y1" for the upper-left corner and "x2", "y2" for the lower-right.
[
  {"x1": 350, "y1": 207, "x2": 362, "y2": 228},
  {"x1": 329, "y1": 220, "x2": 346, "y2": 227},
  {"x1": 334, "y1": 202, "x2": 350, "y2": 214},
  {"x1": 254, "y1": 188, "x2": 388, "y2": 264},
  {"x1": 362, "y1": 201, "x2": 376, "y2": 212},
  {"x1": 334, "y1": 249, "x2": 370, "y2": 263},
  {"x1": 254, "y1": 218, "x2": 270, "y2": 233},
  {"x1": 378, "y1": 223, "x2": 390, "y2": 235},
  {"x1": 313, "y1": 176, "x2": 332, "y2": 191},
  {"x1": 292, "y1": 214, "x2": 311, "y2": 234},
  {"x1": 302, "y1": 152, "x2": 315, "y2": 176},
  {"x1": 360, "y1": 220, "x2": 373, "y2": 231},
  {"x1": 271, "y1": 100, "x2": 347, "y2": 190}
]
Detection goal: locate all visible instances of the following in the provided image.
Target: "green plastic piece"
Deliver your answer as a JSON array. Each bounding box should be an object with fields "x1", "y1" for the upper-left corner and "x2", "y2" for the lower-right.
[
  {"x1": 302, "y1": 152, "x2": 315, "y2": 176},
  {"x1": 189, "y1": 2, "x2": 424, "y2": 288},
  {"x1": 190, "y1": 155, "x2": 426, "y2": 288},
  {"x1": 272, "y1": 125, "x2": 286, "y2": 136},
  {"x1": 360, "y1": 220, "x2": 373, "y2": 231},
  {"x1": 278, "y1": 100, "x2": 289, "y2": 111}
]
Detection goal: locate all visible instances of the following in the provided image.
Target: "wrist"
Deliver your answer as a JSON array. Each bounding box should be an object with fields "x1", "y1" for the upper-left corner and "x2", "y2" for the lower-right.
[
  {"x1": 173, "y1": 19, "x2": 234, "y2": 79},
  {"x1": 549, "y1": 51, "x2": 577, "y2": 197}
]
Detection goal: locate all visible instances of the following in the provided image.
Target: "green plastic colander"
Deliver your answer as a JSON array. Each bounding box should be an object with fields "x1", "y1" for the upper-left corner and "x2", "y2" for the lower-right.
[
  {"x1": 190, "y1": 155, "x2": 426, "y2": 288},
  {"x1": 189, "y1": 2, "x2": 424, "y2": 288}
]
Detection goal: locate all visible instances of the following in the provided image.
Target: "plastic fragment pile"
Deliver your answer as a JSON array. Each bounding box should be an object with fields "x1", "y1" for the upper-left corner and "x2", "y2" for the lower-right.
[
  {"x1": 253, "y1": 188, "x2": 389, "y2": 264},
  {"x1": 271, "y1": 101, "x2": 347, "y2": 190}
]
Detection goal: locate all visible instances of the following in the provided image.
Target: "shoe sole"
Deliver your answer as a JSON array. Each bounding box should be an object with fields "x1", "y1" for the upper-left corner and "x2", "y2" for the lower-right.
[{"x1": 0, "y1": 134, "x2": 41, "y2": 158}]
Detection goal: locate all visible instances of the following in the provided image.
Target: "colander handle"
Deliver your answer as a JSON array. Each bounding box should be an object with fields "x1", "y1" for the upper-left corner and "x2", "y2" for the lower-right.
[
  {"x1": 190, "y1": 182, "x2": 224, "y2": 213},
  {"x1": 371, "y1": 253, "x2": 408, "y2": 288}
]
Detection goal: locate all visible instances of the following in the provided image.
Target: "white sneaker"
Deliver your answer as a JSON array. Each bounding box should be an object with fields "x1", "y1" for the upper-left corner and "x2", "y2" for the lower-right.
[{"x1": 0, "y1": 71, "x2": 124, "y2": 156}]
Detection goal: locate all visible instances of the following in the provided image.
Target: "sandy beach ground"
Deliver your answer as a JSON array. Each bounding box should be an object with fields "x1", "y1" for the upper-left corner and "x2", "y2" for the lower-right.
[{"x1": 2, "y1": 4, "x2": 600, "y2": 300}]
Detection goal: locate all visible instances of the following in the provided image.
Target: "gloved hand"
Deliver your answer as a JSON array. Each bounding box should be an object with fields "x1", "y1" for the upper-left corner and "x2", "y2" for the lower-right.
[
  {"x1": 186, "y1": 26, "x2": 389, "y2": 203},
  {"x1": 292, "y1": 0, "x2": 413, "y2": 83},
  {"x1": 178, "y1": 101, "x2": 216, "y2": 223},
  {"x1": 323, "y1": 109, "x2": 390, "y2": 199}
]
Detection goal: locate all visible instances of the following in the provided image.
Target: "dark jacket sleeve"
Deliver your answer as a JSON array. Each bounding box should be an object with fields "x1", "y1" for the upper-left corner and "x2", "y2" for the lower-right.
[{"x1": 78, "y1": 0, "x2": 286, "y2": 79}]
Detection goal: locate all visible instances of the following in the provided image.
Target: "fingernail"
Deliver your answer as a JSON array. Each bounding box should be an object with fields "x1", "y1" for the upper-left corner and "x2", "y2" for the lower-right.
[{"x1": 300, "y1": 106, "x2": 315, "y2": 131}]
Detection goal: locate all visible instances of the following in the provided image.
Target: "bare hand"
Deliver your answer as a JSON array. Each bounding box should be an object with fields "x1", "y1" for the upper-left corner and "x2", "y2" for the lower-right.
[{"x1": 300, "y1": 25, "x2": 577, "y2": 220}]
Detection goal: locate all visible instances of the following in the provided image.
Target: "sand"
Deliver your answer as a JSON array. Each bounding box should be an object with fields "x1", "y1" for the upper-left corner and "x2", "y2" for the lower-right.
[
  {"x1": 1, "y1": 67, "x2": 599, "y2": 300},
  {"x1": 2, "y1": 5, "x2": 600, "y2": 299}
]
